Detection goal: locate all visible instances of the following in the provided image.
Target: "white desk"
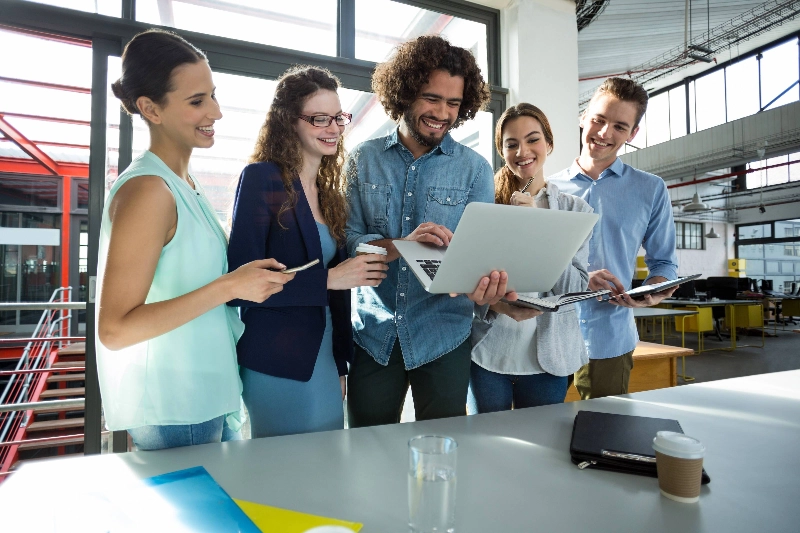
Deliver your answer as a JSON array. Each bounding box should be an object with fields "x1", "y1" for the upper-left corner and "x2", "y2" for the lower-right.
[{"x1": 2, "y1": 371, "x2": 799, "y2": 532}]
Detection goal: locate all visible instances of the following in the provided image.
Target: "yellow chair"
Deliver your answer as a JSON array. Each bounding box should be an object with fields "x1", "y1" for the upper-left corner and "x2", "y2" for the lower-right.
[
  {"x1": 674, "y1": 306, "x2": 713, "y2": 353},
  {"x1": 782, "y1": 299, "x2": 800, "y2": 321},
  {"x1": 724, "y1": 304, "x2": 765, "y2": 348}
]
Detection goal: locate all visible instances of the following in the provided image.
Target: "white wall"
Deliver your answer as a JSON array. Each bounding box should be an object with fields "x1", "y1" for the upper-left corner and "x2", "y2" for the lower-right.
[{"x1": 500, "y1": 0, "x2": 578, "y2": 175}]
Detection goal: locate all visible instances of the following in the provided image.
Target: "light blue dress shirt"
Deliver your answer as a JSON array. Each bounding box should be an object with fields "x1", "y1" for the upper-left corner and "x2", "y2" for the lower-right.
[
  {"x1": 548, "y1": 158, "x2": 678, "y2": 360},
  {"x1": 345, "y1": 129, "x2": 495, "y2": 369}
]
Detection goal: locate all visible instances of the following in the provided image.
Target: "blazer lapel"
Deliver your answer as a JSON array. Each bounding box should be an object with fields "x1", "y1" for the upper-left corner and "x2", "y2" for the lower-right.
[{"x1": 292, "y1": 177, "x2": 322, "y2": 262}]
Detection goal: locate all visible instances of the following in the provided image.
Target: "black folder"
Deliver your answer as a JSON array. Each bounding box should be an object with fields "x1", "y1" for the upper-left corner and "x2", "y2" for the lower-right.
[{"x1": 569, "y1": 411, "x2": 711, "y2": 484}]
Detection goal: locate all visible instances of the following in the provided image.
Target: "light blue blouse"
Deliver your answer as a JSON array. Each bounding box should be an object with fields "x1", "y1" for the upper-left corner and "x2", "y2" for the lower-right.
[{"x1": 96, "y1": 151, "x2": 244, "y2": 431}]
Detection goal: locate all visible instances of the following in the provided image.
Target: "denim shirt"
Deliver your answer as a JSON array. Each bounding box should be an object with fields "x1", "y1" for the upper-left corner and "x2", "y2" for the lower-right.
[
  {"x1": 549, "y1": 158, "x2": 678, "y2": 360},
  {"x1": 345, "y1": 129, "x2": 495, "y2": 369}
]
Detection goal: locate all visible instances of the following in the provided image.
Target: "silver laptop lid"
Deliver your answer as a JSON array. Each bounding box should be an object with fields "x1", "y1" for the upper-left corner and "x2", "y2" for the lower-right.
[{"x1": 395, "y1": 202, "x2": 598, "y2": 294}]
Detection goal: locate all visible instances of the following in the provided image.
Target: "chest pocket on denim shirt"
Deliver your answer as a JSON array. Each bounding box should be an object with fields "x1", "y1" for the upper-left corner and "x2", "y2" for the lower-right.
[
  {"x1": 360, "y1": 182, "x2": 392, "y2": 231},
  {"x1": 423, "y1": 187, "x2": 469, "y2": 231}
]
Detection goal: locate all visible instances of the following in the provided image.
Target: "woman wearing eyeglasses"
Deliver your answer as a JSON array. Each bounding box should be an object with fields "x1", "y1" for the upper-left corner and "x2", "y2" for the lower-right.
[{"x1": 227, "y1": 65, "x2": 388, "y2": 438}]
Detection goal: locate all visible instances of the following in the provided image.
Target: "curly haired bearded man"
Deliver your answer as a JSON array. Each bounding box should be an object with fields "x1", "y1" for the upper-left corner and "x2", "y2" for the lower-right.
[{"x1": 344, "y1": 35, "x2": 513, "y2": 427}]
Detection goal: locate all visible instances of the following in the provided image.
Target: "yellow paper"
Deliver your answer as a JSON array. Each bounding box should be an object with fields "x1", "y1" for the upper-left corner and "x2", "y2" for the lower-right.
[{"x1": 234, "y1": 498, "x2": 362, "y2": 533}]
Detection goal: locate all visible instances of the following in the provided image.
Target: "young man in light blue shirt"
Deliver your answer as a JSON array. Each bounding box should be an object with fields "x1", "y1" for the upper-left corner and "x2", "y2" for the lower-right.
[
  {"x1": 549, "y1": 78, "x2": 679, "y2": 399},
  {"x1": 344, "y1": 36, "x2": 513, "y2": 426}
]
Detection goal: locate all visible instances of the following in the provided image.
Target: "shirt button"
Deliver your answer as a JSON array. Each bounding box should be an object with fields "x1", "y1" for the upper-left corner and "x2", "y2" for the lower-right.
[
  {"x1": 408, "y1": 192, "x2": 413, "y2": 196},
  {"x1": 402, "y1": 267, "x2": 407, "y2": 271},
  {"x1": 411, "y1": 166, "x2": 416, "y2": 170},
  {"x1": 372, "y1": 184, "x2": 376, "y2": 189},
  {"x1": 446, "y1": 197, "x2": 451, "y2": 202},
  {"x1": 405, "y1": 217, "x2": 410, "y2": 221},
  {"x1": 581, "y1": 319, "x2": 586, "y2": 323},
  {"x1": 398, "y1": 315, "x2": 403, "y2": 320},
  {"x1": 400, "y1": 293, "x2": 405, "y2": 297}
]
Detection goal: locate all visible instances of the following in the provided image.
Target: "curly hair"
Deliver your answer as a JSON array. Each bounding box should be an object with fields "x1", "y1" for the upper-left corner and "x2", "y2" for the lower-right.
[
  {"x1": 250, "y1": 66, "x2": 348, "y2": 246},
  {"x1": 494, "y1": 103, "x2": 554, "y2": 205},
  {"x1": 371, "y1": 35, "x2": 490, "y2": 128}
]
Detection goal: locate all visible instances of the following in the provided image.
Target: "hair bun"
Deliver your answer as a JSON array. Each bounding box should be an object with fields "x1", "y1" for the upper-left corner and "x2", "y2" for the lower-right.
[{"x1": 111, "y1": 78, "x2": 139, "y2": 116}]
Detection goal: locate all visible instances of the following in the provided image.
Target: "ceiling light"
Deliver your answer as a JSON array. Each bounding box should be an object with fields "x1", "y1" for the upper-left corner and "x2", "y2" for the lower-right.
[
  {"x1": 705, "y1": 226, "x2": 720, "y2": 238},
  {"x1": 683, "y1": 192, "x2": 710, "y2": 212}
]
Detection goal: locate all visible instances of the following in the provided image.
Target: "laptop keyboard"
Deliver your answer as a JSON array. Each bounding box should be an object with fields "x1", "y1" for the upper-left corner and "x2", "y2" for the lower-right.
[{"x1": 416, "y1": 259, "x2": 441, "y2": 280}]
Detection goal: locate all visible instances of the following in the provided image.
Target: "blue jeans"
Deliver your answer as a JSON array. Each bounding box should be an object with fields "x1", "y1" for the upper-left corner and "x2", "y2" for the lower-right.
[
  {"x1": 467, "y1": 362, "x2": 568, "y2": 414},
  {"x1": 128, "y1": 415, "x2": 224, "y2": 451}
]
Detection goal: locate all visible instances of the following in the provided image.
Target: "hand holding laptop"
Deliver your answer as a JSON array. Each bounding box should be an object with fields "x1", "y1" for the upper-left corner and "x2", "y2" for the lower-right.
[{"x1": 401, "y1": 222, "x2": 516, "y2": 306}]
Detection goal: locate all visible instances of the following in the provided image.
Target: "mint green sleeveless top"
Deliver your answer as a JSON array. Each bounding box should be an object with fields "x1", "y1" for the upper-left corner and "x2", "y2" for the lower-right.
[{"x1": 96, "y1": 151, "x2": 245, "y2": 431}]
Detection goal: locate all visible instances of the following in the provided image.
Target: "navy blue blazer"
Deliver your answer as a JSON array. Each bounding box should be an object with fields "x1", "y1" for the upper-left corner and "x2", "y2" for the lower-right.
[{"x1": 227, "y1": 161, "x2": 353, "y2": 381}]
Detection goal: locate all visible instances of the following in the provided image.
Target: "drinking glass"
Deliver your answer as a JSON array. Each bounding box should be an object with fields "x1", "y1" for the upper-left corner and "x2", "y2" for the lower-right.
[{"x1": 408, "y1": 435, "x2": 458, "y2": 533}]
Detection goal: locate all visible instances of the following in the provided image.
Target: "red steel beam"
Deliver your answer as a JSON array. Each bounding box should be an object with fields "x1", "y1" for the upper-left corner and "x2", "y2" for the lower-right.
[
  {"x1": 0, "y1": 112, "x2": 90, "y2": 126},
  {"x1": 0, "y1": 116, "x2": 60, "y2": 175},
  {"x1": 0, "y1": 24, "x2": 91, "y2": 47},
  {"x1": 0, "y1": 158, "x2": 88, "y2": 178},
  {"x1": 0, "y1": 76, "x2": 91, "y2": 94}
]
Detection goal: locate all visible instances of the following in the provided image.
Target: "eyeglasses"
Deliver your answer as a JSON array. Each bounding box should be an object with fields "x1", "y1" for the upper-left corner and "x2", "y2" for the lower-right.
[{"x1": 297, "y1": 113, "x2": 352, "y2": 127}]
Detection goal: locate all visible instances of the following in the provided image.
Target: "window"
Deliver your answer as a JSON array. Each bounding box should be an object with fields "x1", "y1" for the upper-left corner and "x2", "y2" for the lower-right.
[
  {"x1": 675, "y1": 221, "x2": 704, "y2": 250},
  {"x1": 694, "y1": 69, "x2": 726, "y2": 132},
  {"x1": 136, "y1": 0, "x2": 338, "y2": 56},
  {"x1": 726, "y1": 56, "x2": 760, "y2": 121},
  {"x1": 760, "y1": 39, "x2": 800, "y2": 111},
  {"x1": 668, "y1": 86, "x2": 687, "y2": 139},
  {"x1": 736, "y1": 219, "x2": 800, "y2": 292},
  {"x1": 747, "y1": 151, "x2": 800, "y2": 189},
  {"x1": 354, "y1": 0, "x2": 488, "y2": 79},
  {"x1": 21, "y1": 0, "x2": 121, "y2": 16},
  {"x1": 644, "y1": 92, "x2": 669, "y2": 147}
]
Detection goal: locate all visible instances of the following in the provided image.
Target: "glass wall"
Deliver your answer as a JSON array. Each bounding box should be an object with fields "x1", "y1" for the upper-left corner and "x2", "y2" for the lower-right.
[
  {"x1": 737, "y1": 219, "x2": 800, "y2": 293},
  {"x1": 746, "y1": 150, "x2": 800, "y2": 189}
]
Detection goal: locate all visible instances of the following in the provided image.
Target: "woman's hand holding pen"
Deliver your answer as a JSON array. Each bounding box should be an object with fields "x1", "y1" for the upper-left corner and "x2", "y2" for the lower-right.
[
  {"x1": 328, "y1": 255, "x2": 388, "y2": 290},
  {"x1": 510, "y1": 190, "x2": 535, "y2": 207}
]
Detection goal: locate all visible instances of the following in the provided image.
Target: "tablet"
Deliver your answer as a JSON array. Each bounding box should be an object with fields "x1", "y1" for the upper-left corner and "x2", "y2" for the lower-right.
[{"x1": 600, "y1": 274, "x2": 702, "y2": 301}]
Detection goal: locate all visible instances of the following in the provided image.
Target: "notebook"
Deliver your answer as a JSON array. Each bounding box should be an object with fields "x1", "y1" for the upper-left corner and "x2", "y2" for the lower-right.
[
  {"x1": 504, "y1": 289, "x2": 610, "y2": 312},
  {"x1": 569, "y1": 411, "x2": 711, "y2": 484}
]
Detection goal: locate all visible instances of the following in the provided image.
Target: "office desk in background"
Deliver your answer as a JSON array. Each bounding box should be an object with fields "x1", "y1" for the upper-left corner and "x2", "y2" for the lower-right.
[
  {"x1": 633, "y1": 307, "x2": 698, "y2": 345},
  {"x1": 662, "y1": 299, "x2": 763, "y2": 349},
  {"x1": 6, "y1": 371, "x2": 796, "y2": 532},
  {"x1": 564, "y1": 341, "x2": 693, "y2": 401}
]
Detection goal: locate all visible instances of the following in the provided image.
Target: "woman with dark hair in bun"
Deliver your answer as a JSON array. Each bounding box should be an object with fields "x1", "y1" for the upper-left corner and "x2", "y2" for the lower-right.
[{"x1": 97, "y1": 28, "x2": 292, "y2": 450}]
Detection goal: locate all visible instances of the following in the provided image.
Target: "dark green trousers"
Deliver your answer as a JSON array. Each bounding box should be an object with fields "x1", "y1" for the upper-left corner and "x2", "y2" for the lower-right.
[
  {"x1": 347, "y1": 339, "x2": 472, "y2": 428},
  {"x1": 573, "y1": 350, "x2": 634, "y2": 400}
]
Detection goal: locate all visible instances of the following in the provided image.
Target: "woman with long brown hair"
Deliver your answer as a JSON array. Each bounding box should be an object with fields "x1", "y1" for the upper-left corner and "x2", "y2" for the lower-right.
[
  {"x1": 469, "y1": 103, "x2": 592, "y2": 413},
  {"x1": 227, "y1": 66, "x2": 387, "y2": 437}
]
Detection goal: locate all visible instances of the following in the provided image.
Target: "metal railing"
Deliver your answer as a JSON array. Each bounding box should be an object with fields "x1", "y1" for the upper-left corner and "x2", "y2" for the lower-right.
[{"x1": 0, "y1": 288, "x2": 87, "y2": 473}]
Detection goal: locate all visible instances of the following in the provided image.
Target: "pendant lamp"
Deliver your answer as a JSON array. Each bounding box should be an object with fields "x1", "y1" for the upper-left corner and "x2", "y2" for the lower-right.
[
  {"x1": 705, "y1": 212, "x2": 720, "y2": 238},
  {"x1": 683, "y1": 192, "x2": 710, "y2": 212}
]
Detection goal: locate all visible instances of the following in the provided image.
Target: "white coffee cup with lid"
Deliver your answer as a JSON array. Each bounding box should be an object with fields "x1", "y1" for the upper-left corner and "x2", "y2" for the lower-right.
[{"x1": 355, "y1": 243, "x2": 387, "y2": 258}]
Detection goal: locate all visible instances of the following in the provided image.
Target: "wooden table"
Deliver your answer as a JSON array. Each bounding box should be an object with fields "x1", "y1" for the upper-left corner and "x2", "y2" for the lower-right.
[{"x1": 565, "y1": 341, "x2": 693, "y2": 402}]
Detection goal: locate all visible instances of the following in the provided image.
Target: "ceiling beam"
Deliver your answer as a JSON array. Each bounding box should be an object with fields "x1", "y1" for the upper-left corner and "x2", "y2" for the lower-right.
[
  {"x1": 0, "y1": 158, "x2": 87, "y2": 178},
  {"x1": 0, "y1": 116, "x2": 61, "y2": 175}
]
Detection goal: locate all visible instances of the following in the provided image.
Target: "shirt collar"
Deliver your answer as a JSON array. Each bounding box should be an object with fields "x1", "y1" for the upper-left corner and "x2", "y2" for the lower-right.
[
  {"x1": 569, "y1": 157, "x2": 625, "y2": 181},
  {"x1": 383, "y1": 126, "x2": 455, "y2": 156}
]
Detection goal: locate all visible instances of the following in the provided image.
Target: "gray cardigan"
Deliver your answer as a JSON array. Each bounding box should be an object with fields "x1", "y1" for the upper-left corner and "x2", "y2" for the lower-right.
[{"x1": 472, "y1": 181, "x2": 593, "y2": 376}]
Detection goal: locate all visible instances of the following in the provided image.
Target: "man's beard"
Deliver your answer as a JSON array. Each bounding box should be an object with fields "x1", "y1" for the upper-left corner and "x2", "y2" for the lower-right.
[{"x1": 403, "y1": 109, "x2": 450, "y2": 148}]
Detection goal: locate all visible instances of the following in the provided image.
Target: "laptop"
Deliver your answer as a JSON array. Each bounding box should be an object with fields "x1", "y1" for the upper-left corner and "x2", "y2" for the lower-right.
[{"x1": 393, "y1": 202, "x2": 599, "y2": 294}]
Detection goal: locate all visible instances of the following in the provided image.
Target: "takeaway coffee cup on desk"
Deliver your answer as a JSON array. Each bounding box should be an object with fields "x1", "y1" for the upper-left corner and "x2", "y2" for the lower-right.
[
  {"x1": 652, "y1": 431, "x2": 706, "y2": 503},
  {"x1": 355, "y1": 243, "x2": 387, "y2": 259}
]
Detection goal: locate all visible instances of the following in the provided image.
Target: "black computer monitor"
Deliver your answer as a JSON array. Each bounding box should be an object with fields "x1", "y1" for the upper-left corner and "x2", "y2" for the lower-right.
[
  {"x1": 694, "y1": 278, "x2": 708, "y2": 293},
  {"x1": 706, "y1": 277, "x2": 739, "y2": 300},
  {"x1": 672, "y1": 280, "x2": 696, "y2": 299},
  {"x1": 761, "y1": 279, "x2": 773, "y2": 292},
  {"x1": 737, "y1": 277, "x2": 752, "y2": 291}
]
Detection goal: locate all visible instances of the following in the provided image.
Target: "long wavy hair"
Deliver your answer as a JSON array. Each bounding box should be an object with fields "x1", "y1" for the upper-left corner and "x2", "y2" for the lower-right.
[
  {"x1": 250, "y1": 65, "x2": 348, "y2": 245},
  {"x1": 493, "y1": 103, "x2": 554, "y2": 205}
]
